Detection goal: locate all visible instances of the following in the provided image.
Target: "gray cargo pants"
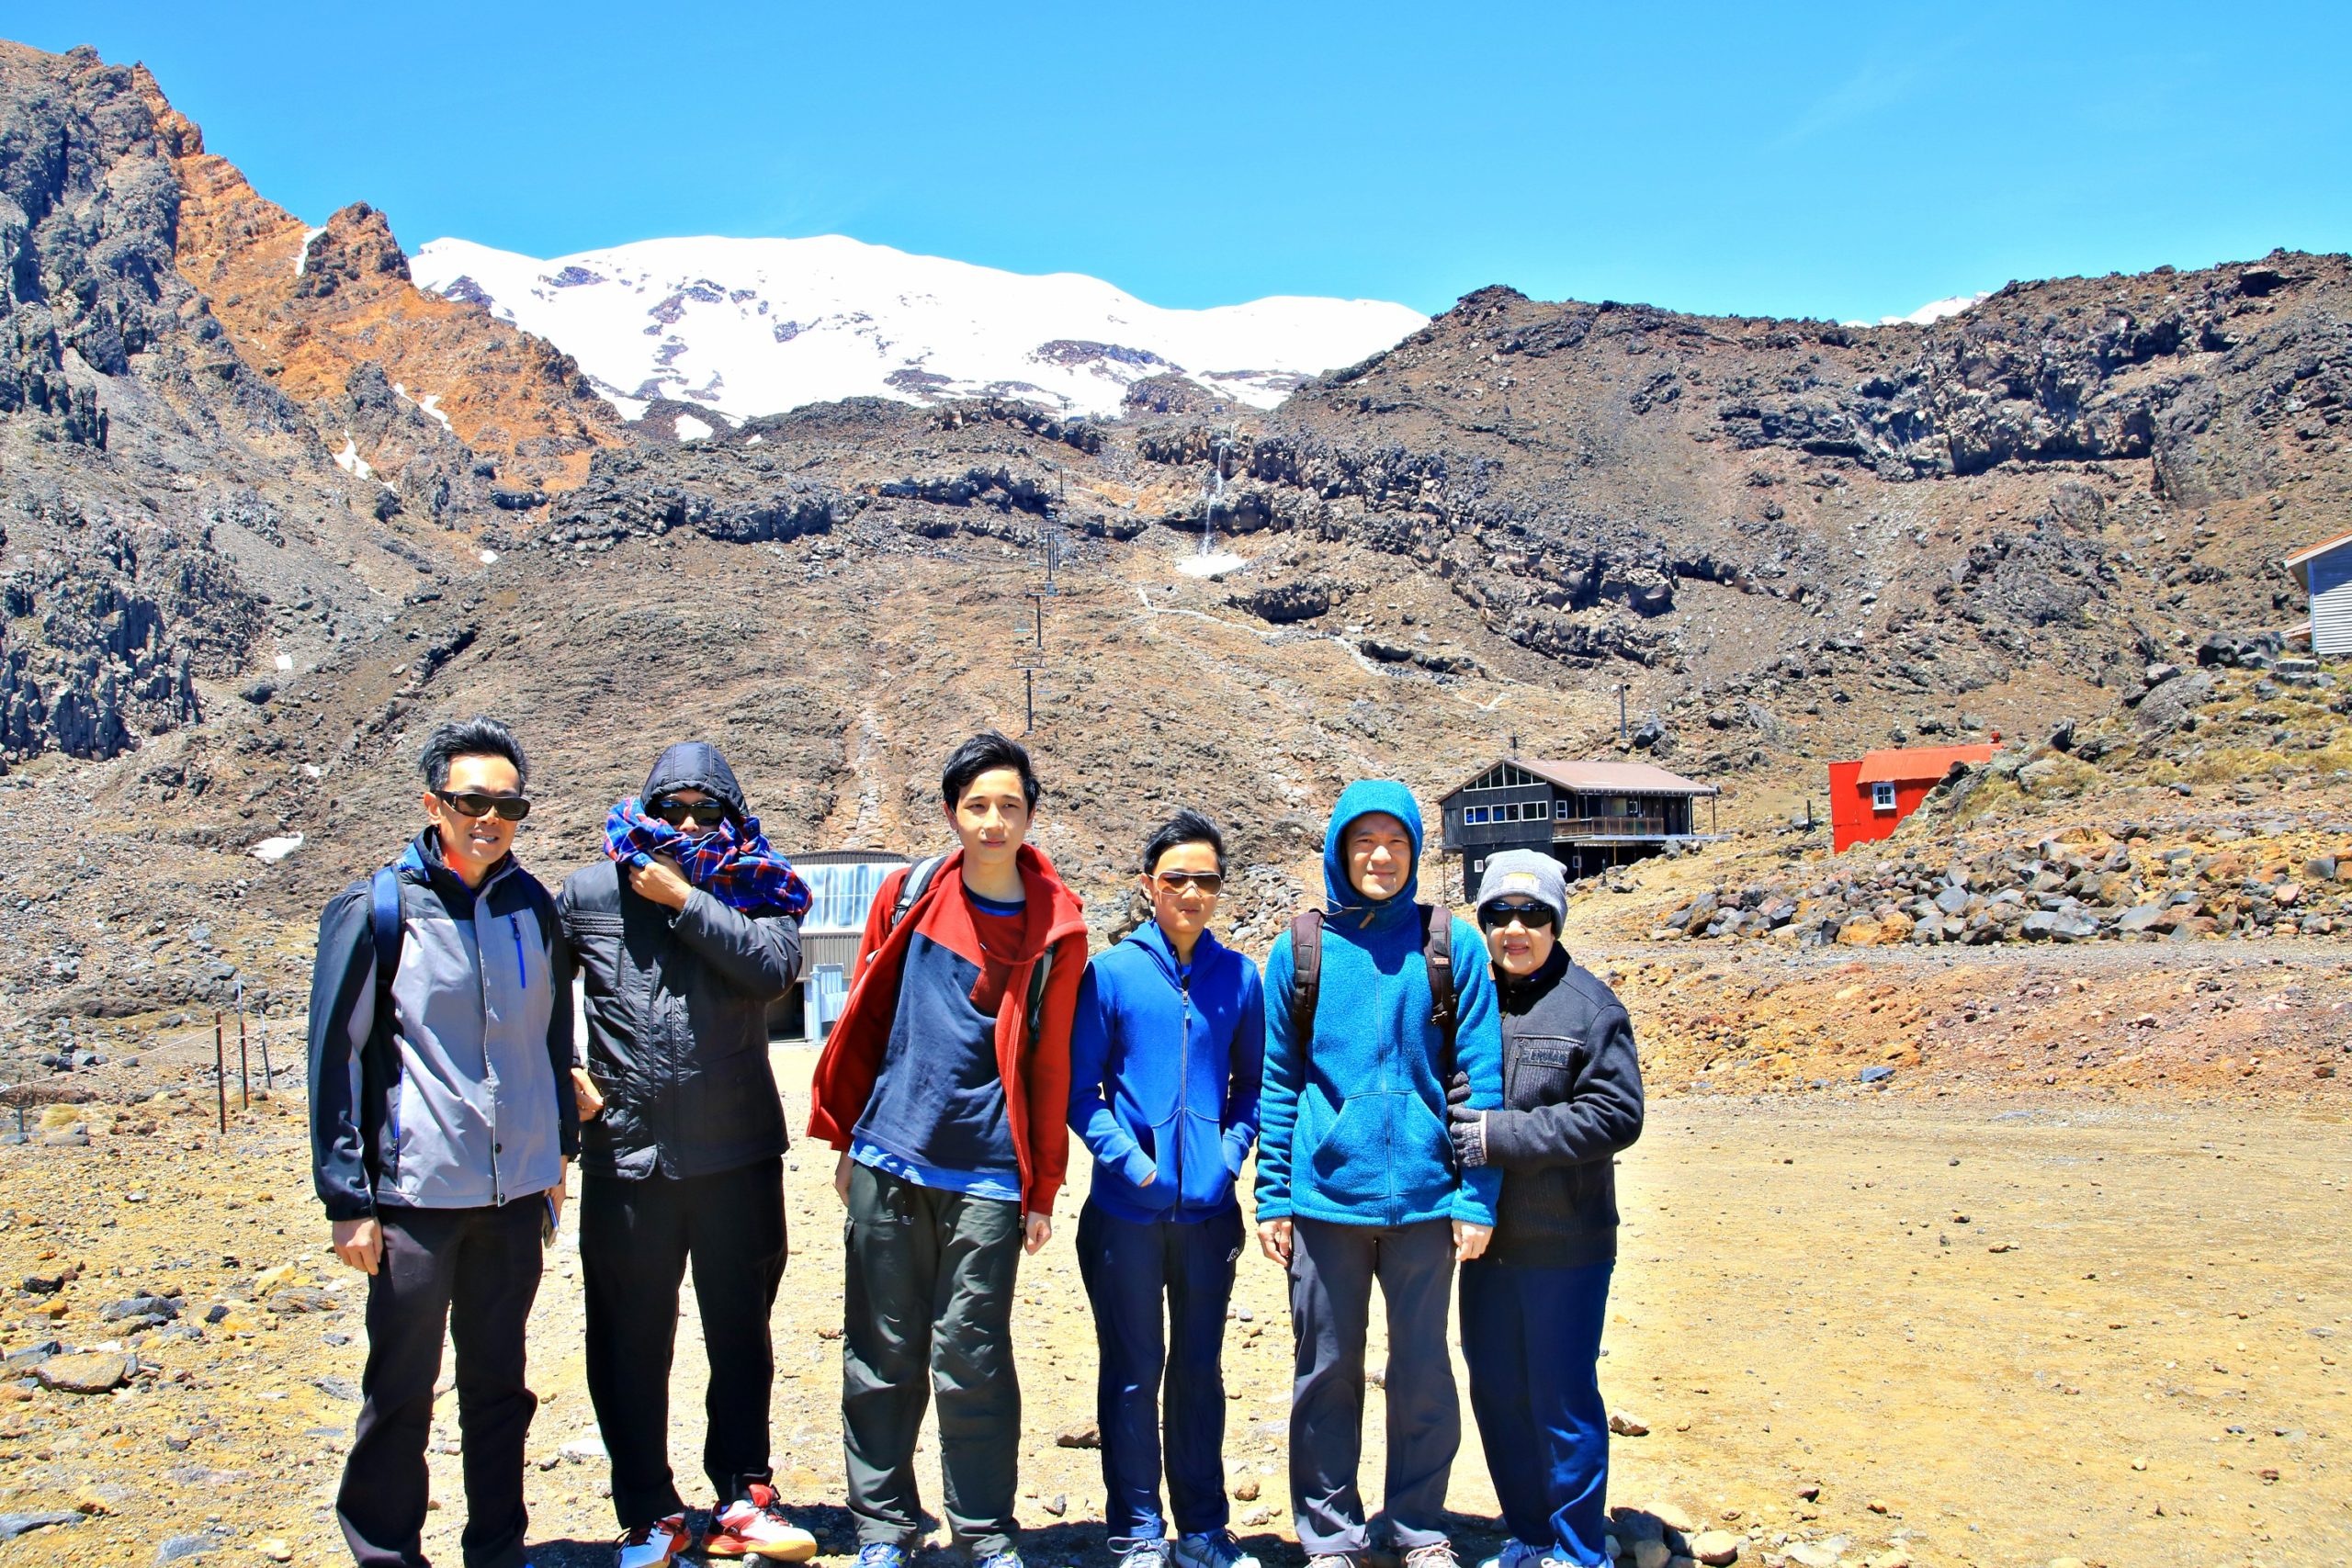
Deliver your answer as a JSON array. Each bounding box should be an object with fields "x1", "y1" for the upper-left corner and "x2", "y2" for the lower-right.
[
  {"x1": 1287, "y1": 1215, "x2": 1461, "y2": 1555},
  {"x1": 842, "y1": 1162, "x2": 1025, "y2": 1558}
]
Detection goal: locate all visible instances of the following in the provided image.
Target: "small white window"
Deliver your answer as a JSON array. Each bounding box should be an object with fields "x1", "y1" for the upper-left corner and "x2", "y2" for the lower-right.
[
  {"x1": 1871, "y1": 781, "x2": 1897, "y2": 812},
  {"x1": 1466, "y1": 807, "x2": 1488, "y2": 825},
  {"x1": 1473, "y1": 858, "x2": 1487, "y2": 875},
  {"x1": 1528, "y1": 800, "x2": 1549, "y2": 820}
]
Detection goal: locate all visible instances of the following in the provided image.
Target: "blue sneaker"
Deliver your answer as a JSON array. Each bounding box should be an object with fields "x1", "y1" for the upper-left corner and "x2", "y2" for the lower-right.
[
  {"x1": 1176, "y1": 1533, "x2": 1259, "y2": 1568},
  {"x1": 857, "y1": 1545, "x2": 910, "y2": 1568},
  {"x1": 975, "y1": 1551, "x2": 1025, "y2": 1568}
]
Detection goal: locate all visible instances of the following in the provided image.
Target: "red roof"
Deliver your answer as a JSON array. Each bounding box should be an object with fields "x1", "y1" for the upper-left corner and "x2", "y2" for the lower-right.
[{"x1": 1852, "y1": 743, "x2": 2000, "y2": 785}]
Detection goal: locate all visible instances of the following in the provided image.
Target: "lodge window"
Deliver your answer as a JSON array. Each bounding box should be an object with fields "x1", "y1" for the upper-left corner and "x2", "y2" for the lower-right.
[
  {"x1": 1871, "y1": 781, "x2": 1896, "y2": 811},
  {"x1": 1465, "y1": 807, "x2": 1489, "y2": 824}
]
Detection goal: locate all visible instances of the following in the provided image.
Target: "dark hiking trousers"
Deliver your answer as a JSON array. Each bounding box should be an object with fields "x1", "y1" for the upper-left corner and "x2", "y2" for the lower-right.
[
  {"x1": 581, "y1": 1156, "x2": 788, "y2": 1529},
  {"x1": 337, "y1": 1197, "x2": 545, "y2": 1568},
  {"x1": 841, "y1": 1163, "x2": 1025, "y2": 1558},
  {"x1": 1075, "y1": 1199, "x2": 1244, "y2": 1550},
  {"x1": 1460, "y1": 1259, "x2": 1613, "y2": 1567},
  {"x1": 1286, "y1": 1215, "x2": 1460, "y2": 1556}
]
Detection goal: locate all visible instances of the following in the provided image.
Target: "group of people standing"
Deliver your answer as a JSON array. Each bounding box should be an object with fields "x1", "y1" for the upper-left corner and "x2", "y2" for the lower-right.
[{"x1": 306, "y1": 721, "x2": 1645, "y2": 1568}]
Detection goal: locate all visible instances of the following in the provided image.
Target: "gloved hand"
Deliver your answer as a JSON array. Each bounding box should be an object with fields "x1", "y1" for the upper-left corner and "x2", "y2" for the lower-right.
[{"x1": 1447, "y1": 1099, "x2": 1487, "y2": 1168}]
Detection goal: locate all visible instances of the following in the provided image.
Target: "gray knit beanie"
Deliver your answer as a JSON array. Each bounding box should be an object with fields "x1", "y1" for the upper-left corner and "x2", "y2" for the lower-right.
[{"x1": 1475, "y1": 849, "x2": 1567, "y2": 926}]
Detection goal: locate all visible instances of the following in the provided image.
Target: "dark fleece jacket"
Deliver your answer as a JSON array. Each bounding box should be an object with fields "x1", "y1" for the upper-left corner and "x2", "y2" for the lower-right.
[{"x1": 1453, "y1": 946, "x2": 1645, "y2": 1268}]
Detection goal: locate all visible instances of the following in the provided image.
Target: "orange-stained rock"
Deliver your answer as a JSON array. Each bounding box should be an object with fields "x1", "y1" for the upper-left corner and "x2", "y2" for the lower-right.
[{"x1": 135, "y1": 66, "x2": 623, "y2": 492}]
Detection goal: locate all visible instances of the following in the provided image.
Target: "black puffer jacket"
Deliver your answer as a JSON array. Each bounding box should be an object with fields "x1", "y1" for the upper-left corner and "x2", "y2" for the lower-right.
[
  {"x1": 558, "y1": 743, "x2": 801, "y2": 1180},
  {"x1": 1450, "y1": 946, "x2": 1644, "y2": 1268}
]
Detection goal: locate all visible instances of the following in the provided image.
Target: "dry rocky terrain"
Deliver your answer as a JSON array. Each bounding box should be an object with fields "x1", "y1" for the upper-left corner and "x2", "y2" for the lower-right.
[{"x1": 1, "y1": 1044, "x2": 2346, "y2": 1568}]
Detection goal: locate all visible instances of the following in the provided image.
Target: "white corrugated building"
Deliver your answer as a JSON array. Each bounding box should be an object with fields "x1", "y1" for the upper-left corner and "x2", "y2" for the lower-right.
[{"x1": 2288, "y1": 529, "x2": 2352, "y2": 657}]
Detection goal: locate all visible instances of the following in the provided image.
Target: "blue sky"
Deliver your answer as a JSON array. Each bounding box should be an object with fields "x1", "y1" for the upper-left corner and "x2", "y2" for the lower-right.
[{"x1": 23, "y1": 2, "x2": 2352, "y2": 321}]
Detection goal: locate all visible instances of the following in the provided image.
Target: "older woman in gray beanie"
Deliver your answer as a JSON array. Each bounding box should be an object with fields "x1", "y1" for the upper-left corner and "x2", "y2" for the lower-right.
[{"x1": 1446, "y1": 850, "x2": 1644, "y2": 1568}]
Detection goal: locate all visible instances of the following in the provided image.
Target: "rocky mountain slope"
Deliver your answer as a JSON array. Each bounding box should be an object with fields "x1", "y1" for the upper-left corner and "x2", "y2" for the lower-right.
[
  {"x1": 0, "y1": 34, "x2": 2347, "y2": 1043},
  {"x1": 410, "y1": 234, "x2": 1427, "y2": 422}
]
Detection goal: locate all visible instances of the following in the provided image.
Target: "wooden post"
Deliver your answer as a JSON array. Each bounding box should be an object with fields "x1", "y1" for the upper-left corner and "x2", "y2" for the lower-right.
[{"x1": 213, "y1": 1013, "x2": 227, "y2": 1132}]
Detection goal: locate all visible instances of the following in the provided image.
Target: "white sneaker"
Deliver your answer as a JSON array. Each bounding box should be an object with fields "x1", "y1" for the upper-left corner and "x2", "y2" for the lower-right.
[
  {"x1": 707, "y1": 1483, "x2": 819, "y2": 1561},
  {"x1": 616, "y1": 1514, "x2": 688, "y2": 1568}
]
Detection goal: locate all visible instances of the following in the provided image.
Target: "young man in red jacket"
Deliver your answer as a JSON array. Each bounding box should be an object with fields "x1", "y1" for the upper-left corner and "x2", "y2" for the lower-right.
[{"x1": 808, "y1": 731, "x2": 1089, "y2": 1568}]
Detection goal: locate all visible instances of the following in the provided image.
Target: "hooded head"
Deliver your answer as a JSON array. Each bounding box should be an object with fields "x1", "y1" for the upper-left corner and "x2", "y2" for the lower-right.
[
  {"x1": 1322, "y1": 779, "x2": 1425, "y2": 924},
  {"x1": 642, "y1": 741, "x2": 750, "y2": 826}
]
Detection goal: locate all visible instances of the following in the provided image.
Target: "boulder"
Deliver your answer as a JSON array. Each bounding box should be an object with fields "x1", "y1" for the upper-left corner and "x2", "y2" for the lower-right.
[
  {"x1": 34, "y1": 1350, "x2": 130, "y2": 1393},
  {"x1": 1835, "y1": 917, "x2": 1884, "y2": 947},
  {"x1": 1690, "y1": 1531, "x2": 1741, "y2": 1566}
]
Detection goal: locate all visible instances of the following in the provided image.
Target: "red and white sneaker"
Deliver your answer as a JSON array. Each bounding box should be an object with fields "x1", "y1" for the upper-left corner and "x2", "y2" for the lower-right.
[
  {"x1": 707, "y1": 1484, "x2": 819, "y2": 1561},
  {"x1": 616, "y1": 1514, "x2": 689, "y2": 1568}
]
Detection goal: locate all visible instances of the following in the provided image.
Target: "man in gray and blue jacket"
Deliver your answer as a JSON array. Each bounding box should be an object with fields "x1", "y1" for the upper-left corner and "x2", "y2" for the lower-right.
[{"x1": 307, "y1": 717, "x2": 576, "y2": 1568}]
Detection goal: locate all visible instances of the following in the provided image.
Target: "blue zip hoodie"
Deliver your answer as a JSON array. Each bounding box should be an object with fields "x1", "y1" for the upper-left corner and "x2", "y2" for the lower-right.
[
  {"x1": 1253, "y1": 780, "x2": 1503, "y2": 1229},
  {"x1": 1068, "y1": 919, "x2": 1265, "y2": 1224}
]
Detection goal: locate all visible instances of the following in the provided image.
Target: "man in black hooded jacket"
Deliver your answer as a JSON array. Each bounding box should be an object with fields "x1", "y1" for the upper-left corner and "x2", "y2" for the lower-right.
[{"x1": 560, "y1": 742, "x2": 813, "y2": 1563}]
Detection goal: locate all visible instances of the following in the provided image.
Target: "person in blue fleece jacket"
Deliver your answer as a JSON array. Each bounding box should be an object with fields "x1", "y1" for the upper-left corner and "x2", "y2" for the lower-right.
[
  {"x1": 1252, "y1": 780, "x2": 1504, "y2": 1568},
  {"x1": 1069, "y1": 809, "x2": 1264, "y2": 1568}
]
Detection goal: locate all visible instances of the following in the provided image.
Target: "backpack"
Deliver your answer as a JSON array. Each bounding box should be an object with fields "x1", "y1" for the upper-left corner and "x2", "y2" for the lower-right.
[
  {"x1": 888, "y1": 853, "x2": 1054, "y2": 1045},
  {"x1": 1285, "y1": 903, "x2": 1461, "y2": 1166}
]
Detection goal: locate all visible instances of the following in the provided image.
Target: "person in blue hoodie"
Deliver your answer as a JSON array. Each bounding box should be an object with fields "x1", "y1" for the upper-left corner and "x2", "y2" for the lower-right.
[
  {"x1": 1069, "y1": 809, "x2": 1265, "y2": 1568},
  {"x1": 1253, "y1": 782, "x2": 1504, "y2": 1568}
]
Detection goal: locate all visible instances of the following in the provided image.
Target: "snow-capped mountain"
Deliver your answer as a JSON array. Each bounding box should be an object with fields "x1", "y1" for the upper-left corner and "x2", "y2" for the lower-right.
[{"x1": 408, "y1": 234, "x2": 1427, "y2": 423}]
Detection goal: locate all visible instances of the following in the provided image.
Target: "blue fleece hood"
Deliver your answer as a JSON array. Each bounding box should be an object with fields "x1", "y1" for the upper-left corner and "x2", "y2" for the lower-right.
[{"x1": 1323, "y1": 779, "x2": 1424, "y2": 926}]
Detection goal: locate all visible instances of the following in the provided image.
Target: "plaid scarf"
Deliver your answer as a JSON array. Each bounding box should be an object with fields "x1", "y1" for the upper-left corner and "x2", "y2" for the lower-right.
[{"x1": 604, "y1": 796, "x2": 812, "y2": 918}]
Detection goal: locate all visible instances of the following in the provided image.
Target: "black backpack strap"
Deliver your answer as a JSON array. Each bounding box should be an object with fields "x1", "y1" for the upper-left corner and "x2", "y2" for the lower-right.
[
  {"x1": 890, "y1": 854, "x2": 948, "y2": 932},
  {"x1": 369, "y1": 865, "x2": 403, "y2": 1012},
  {"x1": 1419, "y1": 902, "x2": 1461, "y2": 1172},
  {"x1": 1286, "y1": 909, "x2": 1325, "y2": 1049},
  {"x1": 1419, "y1": 902, "x2": 1458, "y2": 1074},
  {"x1": 1024, "y1": 949, "x2": 1055, "y2": 1047}
]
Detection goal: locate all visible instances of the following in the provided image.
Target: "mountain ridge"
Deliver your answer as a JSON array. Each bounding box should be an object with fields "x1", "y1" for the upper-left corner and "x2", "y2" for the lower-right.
[{"x1": 408, "y1": 232, "x2": 1428, "y2": 423}]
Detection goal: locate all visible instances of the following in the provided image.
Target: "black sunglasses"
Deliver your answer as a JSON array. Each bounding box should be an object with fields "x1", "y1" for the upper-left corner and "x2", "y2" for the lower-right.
[
  {"x1": 1478, "y1": 900, "x2": 1555, "y2": 931},
  {"x1": 650, "y1": 798, "x2": 729, "y2": 829},
  {"x1": 436, "y1": 790, "x2": 531, "y2": 821},
  {"x1": 1151, "y1": 871, "x2": 1225, "y2": 895}
]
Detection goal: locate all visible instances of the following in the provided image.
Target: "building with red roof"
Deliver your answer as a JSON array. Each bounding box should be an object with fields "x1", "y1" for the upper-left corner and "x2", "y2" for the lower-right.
[{"x1": 1828, "y1": 741, "x2": 2001, "y2": 852}]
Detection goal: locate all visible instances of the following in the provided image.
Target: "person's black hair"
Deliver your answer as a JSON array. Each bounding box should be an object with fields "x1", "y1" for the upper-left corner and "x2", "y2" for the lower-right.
[
  {"x1": 420, "y1": 716, "x2": 529, "y2": 793},
  {"x1": 1143, "y1": 808, "x2": 1226, "y2": 875},
  {"x1": 940, "y1": 730, "x2": 1039, "y2": 810}
]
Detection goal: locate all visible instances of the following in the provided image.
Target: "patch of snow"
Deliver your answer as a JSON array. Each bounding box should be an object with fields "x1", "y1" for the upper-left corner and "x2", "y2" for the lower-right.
[
  {"x1": 393, "y1": 382, "x2": 454, "y2": 430},
  {"x1": 250, "y1": 833, "x2": 305, "y2": 864},
  {"x1": 1875, "y1": 291, "x2": 1990, "y2": 327},
  {"x1": 479, "y1": 549, "x2": 500, "y2": 565},
  {"x1": 409, "y1": 233, "x2": 1426, "y2": 422},
  {"x1": 301, "y1": 762, "x2": 322, "y2": 780},
  {"x1": 273, "y1": 654, "x2": 295, "y2": 671},
  {"x1": 673, "y1": 413, "x2": 715, "y2": 443},
  {"x1": 294, "y1": 226, "x2": 328, "y2": 277},
  {"x1": 745, "y1": 434, "x2": 765, "y2": 446},
  {"x1": 1178, "y1": 551, "x2": 1248, "y2": 579},
  {"x1": 331, "y1": 434, "x2": 373, "y2": 480}
]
